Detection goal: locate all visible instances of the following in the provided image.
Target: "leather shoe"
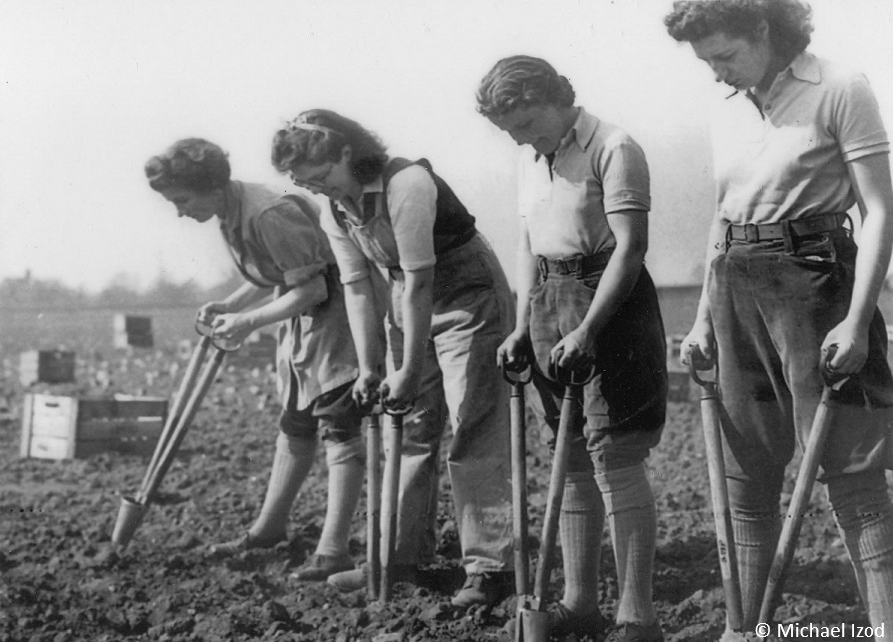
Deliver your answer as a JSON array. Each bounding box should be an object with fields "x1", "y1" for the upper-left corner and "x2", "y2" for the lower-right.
[
  {"x1": 207, "y1": 532, "x2": 285, "y2": 558},
  {"x1": 290, "y1": 553, "x2": 354, "y2": 581},
  {"x1": 327, "y1": 562, "x2": 419, "y2": 592},
  {"x1": 450, "y1": 571, "x2": 514, "y2": 609}
]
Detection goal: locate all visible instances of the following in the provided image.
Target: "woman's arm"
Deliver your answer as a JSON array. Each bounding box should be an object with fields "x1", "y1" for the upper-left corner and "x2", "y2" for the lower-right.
[
  {"x1": 382, "y1": 267, "x2": 434, "y2": 407},
  {"x1": 550, "y1": 209, "x2": 648, "y2": 370},
  {"x1": 197, "y1": 281, "x2": 272, "y2": 326},
  {"x1": 344, "y1": 275, "x2": 386, "y2": 406},
  {"x1": 497, "y1": 219, "x2": 537, "y2": 369},
  {"x1": 211, "y1": 275, "x2": 327, "y2": 345},
  {"x1": 823, "y1": 153, "x2": 893, "y2": 373},
  {"x1": 681, "y1": 213, "x2": 726, "y2": 368}
]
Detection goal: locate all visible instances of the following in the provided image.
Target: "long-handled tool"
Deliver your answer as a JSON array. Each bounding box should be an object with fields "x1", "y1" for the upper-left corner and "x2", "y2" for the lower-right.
[
  {"x1": 517, "y1": 364, "x2": 595, "y2": 642},
  {"x1": 690, "y1": 361, "x2": 743, "y2": 634},
  {"x1": 112, "y1": 326, "x2": 236, "y2": 549},
  {"x1": 503, "y1": 364, "x2": 533, "y2": 601},
  {"x1": 365, "y1": 409, "x2": 383, "y2": 599},
  {"x1": 380, "y1": 400, "x2": 412, "y2": 602},
  {"x1": 758, "y1": 357, "x2": 849, "y2": 630}
]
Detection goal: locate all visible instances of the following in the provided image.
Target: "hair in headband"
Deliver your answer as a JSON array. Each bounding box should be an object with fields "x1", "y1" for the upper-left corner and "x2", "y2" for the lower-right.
[{"x1": 284, "y1": 119, "x2": 337, "y2": 136}]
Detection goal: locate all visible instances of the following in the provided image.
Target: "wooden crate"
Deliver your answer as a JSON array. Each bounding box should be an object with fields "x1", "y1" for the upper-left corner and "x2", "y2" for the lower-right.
[
  {"x1": 19, "y1": 350, "x2": 76, "y2": 386},
  {"x1": 113, "y1": 314, "x2": 154, "y2": 349},
  {"x1": 20, "y1": 393, "x2": 168, "y2": 460}
]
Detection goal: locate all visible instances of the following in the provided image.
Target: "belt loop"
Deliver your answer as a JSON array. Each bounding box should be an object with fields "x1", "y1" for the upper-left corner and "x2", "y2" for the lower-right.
[
  {"x1": 536, "y1": 256, "x2": 548, "y2": 280},
  {"x1": 780, "y1": 220, "x2": 796, "y2": 255},
  {"x1": 723, "y1": 224, "x2": 732, "y2": 253}
]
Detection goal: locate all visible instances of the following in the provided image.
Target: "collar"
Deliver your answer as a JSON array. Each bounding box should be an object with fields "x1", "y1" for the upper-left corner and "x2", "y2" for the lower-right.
[
  {"x1": 220, "y1": 180, "x2": 243, "y2": 237},
  {"x1": 534, "y1": 107, "x2": 598, "y2": 163},
  {"x1": 786, "y1": 51, "x2": 822, "y2": 85}
]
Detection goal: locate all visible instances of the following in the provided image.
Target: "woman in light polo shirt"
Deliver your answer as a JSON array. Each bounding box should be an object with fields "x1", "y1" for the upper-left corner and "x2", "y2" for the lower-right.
[
  {"x1": 145, "y1": 138, "x2": 369, "y2": 582},
  {"x1": 665, "y1": 0, "x2": 893, "y2": 639},
  {"x1": 478, "y1": 56, "x2": 668, "y2": 642},
  {"x1": 271, "y1": 110, "x2": 516, "y2": 609}
]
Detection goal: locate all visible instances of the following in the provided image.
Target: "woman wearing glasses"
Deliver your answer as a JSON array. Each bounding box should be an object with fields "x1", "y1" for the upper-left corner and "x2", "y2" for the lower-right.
[
  {"x1": 271, "y1": 110, "x2": 516, "y2": 608},
  {"x1": 145, "y1": 137, "x2": 379, "y2": 581}
]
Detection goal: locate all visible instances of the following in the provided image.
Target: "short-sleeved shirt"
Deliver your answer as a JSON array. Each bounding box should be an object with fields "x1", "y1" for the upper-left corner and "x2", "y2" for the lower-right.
[
  {"x1": 518, "y1": 107, "x2": 651, "y2": 259},
  {"x1": 220, "y1": 181, "x2": 358, "y2": 409},
  {"x1": 321, "y1": 164, "x2": 438, "y2": 283},
  {"x1": 710, "y1": 51, "x2": 890, "y2": 225}
]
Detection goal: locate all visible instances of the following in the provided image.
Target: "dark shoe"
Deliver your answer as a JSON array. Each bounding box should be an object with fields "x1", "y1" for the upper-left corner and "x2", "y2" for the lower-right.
[
  {"x1": 548, "y1": 602, "x2": 605, "y2": 639},
  {"x1": 450, "y1": 571, "x2": 514, "y2": 609},
  {"x1": 290, "y1": 553, "x2": 354, "y2": 582},
  {"x1": 207, "y1": 532, "x2": 285, "y2": 557},
  {"x1": 327, "y1": 562, "x2": 419, "y2": 592},
  {"x1": 604, "y1": 621, "x2": 664, "y2": 642}
]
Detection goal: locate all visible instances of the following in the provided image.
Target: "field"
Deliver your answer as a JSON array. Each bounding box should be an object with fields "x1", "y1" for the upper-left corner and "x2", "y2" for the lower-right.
[{"x1": 1, "y1": 312, "x2": 891, "y2": 642}]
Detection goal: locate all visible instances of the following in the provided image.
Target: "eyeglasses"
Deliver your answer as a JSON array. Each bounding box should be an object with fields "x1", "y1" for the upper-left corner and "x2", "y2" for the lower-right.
[{"x1": 289, "y1": 163, "x2": 333, "y2": 189}]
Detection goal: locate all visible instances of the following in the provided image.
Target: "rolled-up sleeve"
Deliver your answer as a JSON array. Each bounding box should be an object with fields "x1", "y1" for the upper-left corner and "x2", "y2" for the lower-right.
[{"x1": 254, "y1": 203, "x2": 327, "y2": 288}]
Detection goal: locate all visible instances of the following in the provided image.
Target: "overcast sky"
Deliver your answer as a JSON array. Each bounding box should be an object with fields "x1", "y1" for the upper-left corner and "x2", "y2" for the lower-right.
[{"x1": 2, "y1": 0, "x2": 892, "y2": 294}]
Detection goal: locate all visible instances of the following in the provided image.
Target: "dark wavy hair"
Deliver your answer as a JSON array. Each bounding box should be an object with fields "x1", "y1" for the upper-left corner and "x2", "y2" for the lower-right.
[
  {"x1": 270, "y1": 109, "x2": 389, "y2": 185},
  {"x1": 145, "y1": 138, "x2": 231, "y2": 192},
  {"x1": 476, "y1": 55, "x2": 576, "y2": 118},
  {"x1": 664, "y1": 0, "x2": 813, "y2": 62}
]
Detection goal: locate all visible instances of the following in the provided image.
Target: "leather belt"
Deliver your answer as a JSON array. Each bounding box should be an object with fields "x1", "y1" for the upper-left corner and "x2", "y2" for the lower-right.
[
  {"x1": 538, "y1": 250, "x2": 613, "y2": 277},
  {"x1": 728, "y1": 212, "x2": 847, "y2": 243}
]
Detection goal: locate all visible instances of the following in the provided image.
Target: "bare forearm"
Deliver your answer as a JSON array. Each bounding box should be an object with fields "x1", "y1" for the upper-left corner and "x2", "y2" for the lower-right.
[
  {"x1": 345, "y1": 277, "x2": 384, "y2": 374},
  {"x1": 224, "y1": 281, "x2": 273, "y2": 312},
  {"x1": 241, "y1": 277, "x2": 327, "y2": 331},
  {"x1": 399, "y1": 269, "x2": 434, "y2": 377}
]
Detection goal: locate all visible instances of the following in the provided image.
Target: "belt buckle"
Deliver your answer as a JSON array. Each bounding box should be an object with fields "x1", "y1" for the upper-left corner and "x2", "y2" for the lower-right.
[
  {"x1": 553, "y1": 259, "x2": 570, "y2": 275},
  {"x1": 744, "y1": 224, "x2": 760, "y2": 243}
]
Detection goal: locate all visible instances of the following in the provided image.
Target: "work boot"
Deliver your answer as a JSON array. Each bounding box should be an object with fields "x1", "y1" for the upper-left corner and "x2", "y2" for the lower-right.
[
  {"x1": 450, "y1": 571, "x2": 514, "y2": 609},
  {"x1": 290, "y1": 553, "x2": 354, "y2": 581},
  {"x1": 603, "y1": 620, "x2": 664, "y2": 642},
  {"x1": 548, "y1": 602, "x2": 605, "y2": 639},
  {"x1": 327, "y1": 562, "x2": 419, "y2": 592},
  {"x1": 207, "y1": 532, "x2": 286, "y2": 558}
]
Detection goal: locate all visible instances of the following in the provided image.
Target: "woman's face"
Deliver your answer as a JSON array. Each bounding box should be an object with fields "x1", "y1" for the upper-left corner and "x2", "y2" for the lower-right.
[
  {"x1": 690, "y1": 27, "x2": 774, "y2": 92},
  {"x1": 288, "y1": 146, "x2": 359, "y2": 202},
  {"x1": 487, "y1": 104, "x2": 570, "y2": 156},
  {"x1": 159, "y1": 186, "x2": 222, "y2": 223}
]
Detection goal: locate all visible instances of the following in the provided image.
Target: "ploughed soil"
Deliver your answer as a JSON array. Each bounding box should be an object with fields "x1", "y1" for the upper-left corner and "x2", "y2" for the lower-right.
[{"x1": 1, "y1": 343, "x2": 891, "y2": 642}]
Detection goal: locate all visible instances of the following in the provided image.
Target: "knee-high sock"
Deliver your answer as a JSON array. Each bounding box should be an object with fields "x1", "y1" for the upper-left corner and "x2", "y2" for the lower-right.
[
  {"x1": 731, "y1": 510, "x2": 779, "y2": 630},
  {"x1": 559, "y1": 471, "x2": 605, "y2": 614},
  {"x1": 828, "y1": 470, "x2": 893, "y2": 632},
  {"x1": 314, "y1": 437, "x2": 365, "y2": 557},
  {"x1": 596, "y1": 463, "x2": 658, "y2": 626},
  {"x1": 250, "y1": 432, "x2": 317, "y2": 540}
]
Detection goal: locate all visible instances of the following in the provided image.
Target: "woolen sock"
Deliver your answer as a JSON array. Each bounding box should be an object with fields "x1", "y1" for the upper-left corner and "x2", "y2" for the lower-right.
[
  {"x1": 250, "y1": 432, "x2": 317, "y2": 540},
  {"x1": 595, "y1": 463, "x2": 658, "y2": 626},
  {"x1": 828, "y1": 470, "x2": 893, "y2": 631},
  {"x1": 314, "y1": 437, "x2": 365, "y2": 558},
  {"x1": 730, "y1": 511, "x2": 780, "y2": 630},
  {"x1": 559, "y1": 471, "x2": 605, "y2": 614}
]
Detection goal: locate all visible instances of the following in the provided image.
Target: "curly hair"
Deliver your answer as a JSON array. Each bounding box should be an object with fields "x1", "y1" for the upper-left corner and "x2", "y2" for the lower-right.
[
  {"x1": 270, "y1": 109, "x2": 389, "y2": 185},
  {"x1": 145, "y1": 138, "x2": 231, "y2": 192},
  {"x1": 664, "y1": 0, "x2": 813, "y2": 61},
  {"x1": 476, "y1": 55, "x2": 576, "y2": 118}
]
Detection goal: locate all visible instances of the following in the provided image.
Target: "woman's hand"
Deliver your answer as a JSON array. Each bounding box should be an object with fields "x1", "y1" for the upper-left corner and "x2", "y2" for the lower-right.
[
  {"x1": 380, "y1": 369, "x2": 418, "y2": 411},
  {"x1": 211, "y1": 313, "x2": 254, "y2": 345},
  {"x1": 550, "y1": 327, "x2": 595, "y2": 371},
  {"x1": 497, "y1": 329, "x2": 532, "y2": 371},
  {"x1": 681, "y1": 319, "x2": 716, "y2": 370},
  {"x1": 352, "y1": 370, "x2": 381, "y2": 409},
  {"x1": 197, "y1": 301, "x2": 230, "y2": 327},
  {"x1": 822, "y1": 319, "x2": 869, "y2": 375}
]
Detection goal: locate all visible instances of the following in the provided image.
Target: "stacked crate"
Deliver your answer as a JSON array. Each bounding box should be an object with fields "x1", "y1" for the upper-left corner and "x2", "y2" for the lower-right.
[
  {"x1": 21, "y1": 393, "x2": 168, "y2": 459},
  {"x1": 113, "y1": 314, "x2": 154, "y2": 349},
  {"x1": 19, "y1": 350, "x2": 76, "y2": 386}
]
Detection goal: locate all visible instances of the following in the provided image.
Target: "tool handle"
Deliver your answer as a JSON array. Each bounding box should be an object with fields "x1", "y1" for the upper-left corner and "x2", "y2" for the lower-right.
[
  {"x1": 533, "y1": 384, "x2": 580, "y2": 599},
  {"x1": 759, "y1": 384, "x2": 836, "y2": 624},
  {"x1": 380, "y1": 413, "x2": 404, "y2": 602},
  {"x1": 552, "y1": 363, "x2": 597, "y2": 387},
  {"x1": 509, "y1": 378, "x2": 530, "y2": 595},
  {"x1": 139, "y1": 336, "x2": 212, "y2": 498},
  {"x1": 700, "y1": 395, "x2": 743, "y2": 631},
  {"x1": 139, "y1": 348, "x2": 225, "y2": 504},
  {"x1": 502, "y1": 363, "x2": 533, "y2": 386},
  {"x1": 366, "y1": 413, "x2": 382, "y2": 599}
]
